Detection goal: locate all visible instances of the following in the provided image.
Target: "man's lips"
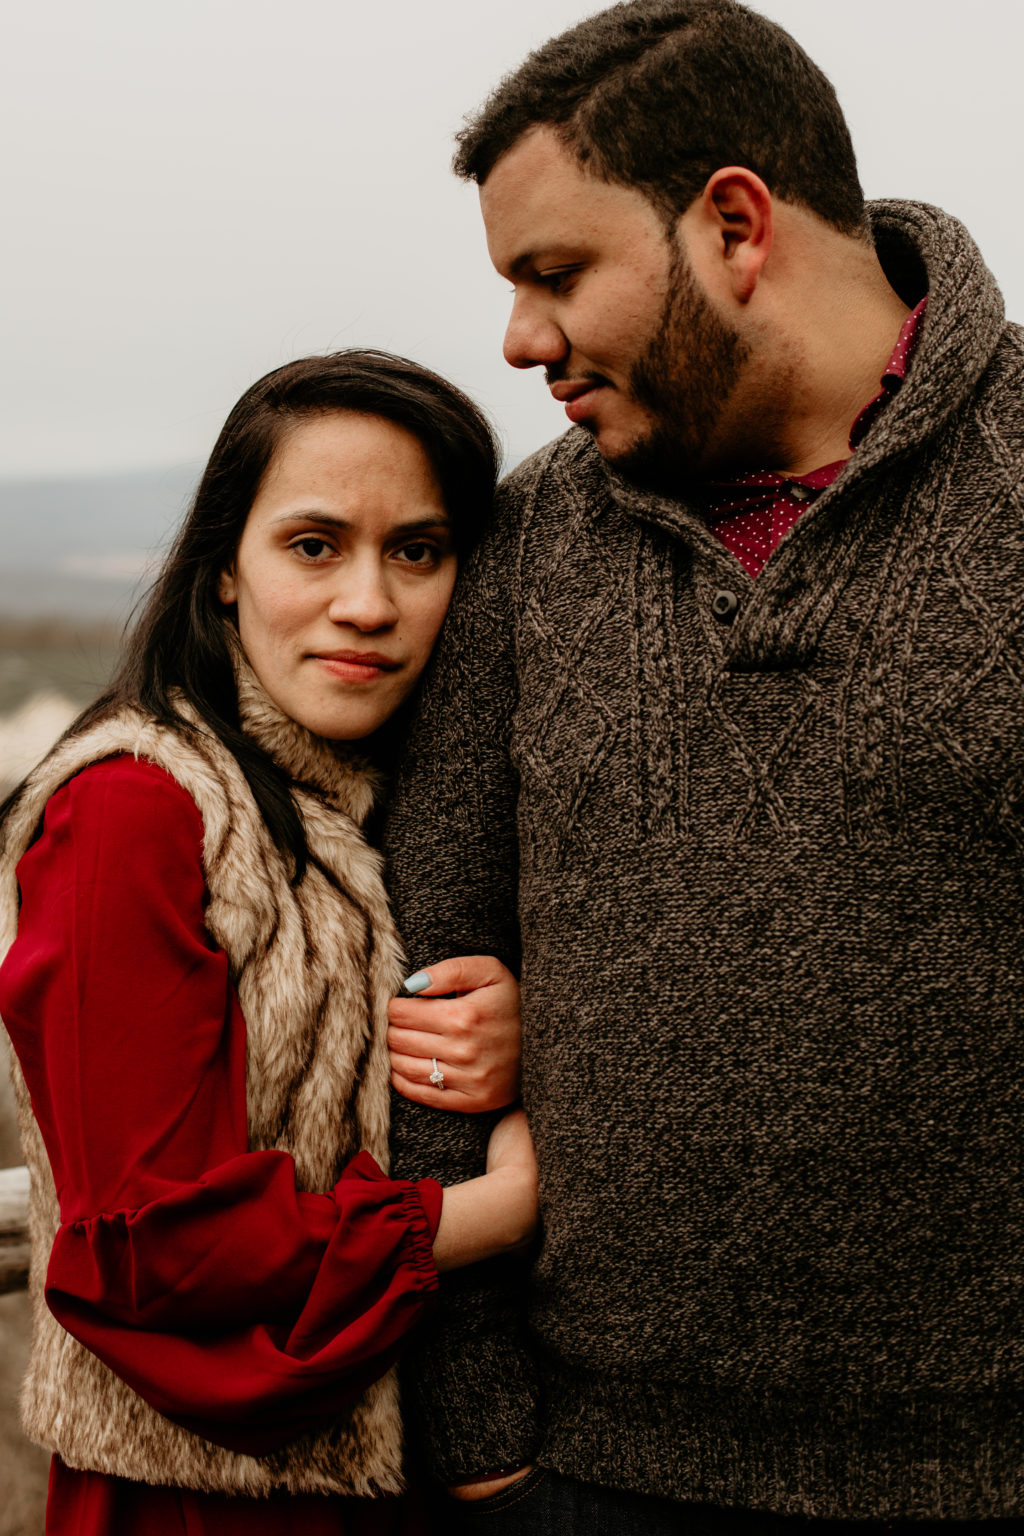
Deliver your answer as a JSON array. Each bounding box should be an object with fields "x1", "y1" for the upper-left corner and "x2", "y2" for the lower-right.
[
  {"x1": 548, "y1": 378, "x2": 607, "y2": 424},
  {"x1": 314, "y1": 651, "x2": 401, "y2": 682}
]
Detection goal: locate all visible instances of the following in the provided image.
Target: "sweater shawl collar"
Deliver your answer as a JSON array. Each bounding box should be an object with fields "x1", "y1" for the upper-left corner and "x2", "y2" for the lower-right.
[
  {"x1": 594, "y1": 199, "x2": 1007, "y2": 546},
  {"x1": 0, "y1": 671, "x2": 408, "y2": 1497}
]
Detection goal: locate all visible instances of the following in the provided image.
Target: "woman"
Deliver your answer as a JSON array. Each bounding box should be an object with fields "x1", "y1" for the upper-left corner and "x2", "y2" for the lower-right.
[{"x1": 0, "y1": 351, "x2": 534, "y2": 1535}]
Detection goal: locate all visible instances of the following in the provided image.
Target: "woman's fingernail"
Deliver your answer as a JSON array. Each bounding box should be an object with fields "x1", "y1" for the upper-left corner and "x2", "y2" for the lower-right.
[{"x1": 402, "y1": 971, "x2": 431, "y2": 995}]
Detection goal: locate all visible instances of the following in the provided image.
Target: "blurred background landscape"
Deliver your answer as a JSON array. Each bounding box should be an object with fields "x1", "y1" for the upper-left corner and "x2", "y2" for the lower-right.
[{"x1": 0, "y1": 465, "x2": 197, "y2": 795}]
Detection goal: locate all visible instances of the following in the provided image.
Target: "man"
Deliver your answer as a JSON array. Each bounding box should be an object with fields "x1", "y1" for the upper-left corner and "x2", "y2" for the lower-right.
[{"x1": 384, "y1": 1, "x2": 1024, "y2": 1528}]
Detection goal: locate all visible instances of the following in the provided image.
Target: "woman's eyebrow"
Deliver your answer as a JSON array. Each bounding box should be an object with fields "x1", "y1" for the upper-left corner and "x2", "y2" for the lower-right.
[{"x1": 269, "y1": 511, "x2": 452, "y2": 532}]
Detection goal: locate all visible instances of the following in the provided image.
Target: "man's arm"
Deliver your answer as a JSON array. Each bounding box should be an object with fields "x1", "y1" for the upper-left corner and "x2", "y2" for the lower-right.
[{"x1": 384, "y1": 492, "x2": 542, "y2": 1481}]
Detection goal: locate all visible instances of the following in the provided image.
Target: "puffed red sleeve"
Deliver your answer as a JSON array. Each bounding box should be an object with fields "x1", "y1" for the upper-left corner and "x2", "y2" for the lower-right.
[{"x1": 0, "y1": 754, "x2": 442, "y2": 1454}]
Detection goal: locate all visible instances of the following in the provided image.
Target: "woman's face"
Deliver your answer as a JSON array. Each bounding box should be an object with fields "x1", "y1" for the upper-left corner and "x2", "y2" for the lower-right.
[{"x1": 219, "y1": 411, "x2": 457, "y2": 741}]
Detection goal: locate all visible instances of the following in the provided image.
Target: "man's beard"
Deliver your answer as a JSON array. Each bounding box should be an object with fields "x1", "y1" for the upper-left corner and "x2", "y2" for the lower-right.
[{"x1": 612, "y1": 244, "x2": 749, "y2": 493}]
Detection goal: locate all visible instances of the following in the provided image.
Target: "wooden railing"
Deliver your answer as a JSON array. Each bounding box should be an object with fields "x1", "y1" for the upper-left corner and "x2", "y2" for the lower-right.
[{"x1": 0, "y1": 1165, "x2": 29, "y2": 1293}]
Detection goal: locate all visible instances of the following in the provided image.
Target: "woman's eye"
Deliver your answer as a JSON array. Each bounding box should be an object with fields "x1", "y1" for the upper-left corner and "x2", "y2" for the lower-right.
[
  {"x1": 293, "y1": 537, "x2": 332, "y2": 561},
  {"x1": 397, "y1": 542, "x2": 437, "y2": 566}
]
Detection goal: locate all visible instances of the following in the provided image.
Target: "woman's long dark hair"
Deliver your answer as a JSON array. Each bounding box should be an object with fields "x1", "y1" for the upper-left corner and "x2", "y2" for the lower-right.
[{"x1": 5, "y1": 350, "x2": 499, "y2": 874}]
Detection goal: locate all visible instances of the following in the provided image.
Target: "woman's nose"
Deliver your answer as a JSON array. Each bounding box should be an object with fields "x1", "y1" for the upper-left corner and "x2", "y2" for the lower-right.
[{"x1": 326, "y1": 562, "x2": 400, "y2": 632}]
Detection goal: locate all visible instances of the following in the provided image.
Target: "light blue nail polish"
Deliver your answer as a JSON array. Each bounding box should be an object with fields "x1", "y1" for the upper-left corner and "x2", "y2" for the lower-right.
[{"x1": 402, "y1": 971, "x2": 431, "y2": 995}]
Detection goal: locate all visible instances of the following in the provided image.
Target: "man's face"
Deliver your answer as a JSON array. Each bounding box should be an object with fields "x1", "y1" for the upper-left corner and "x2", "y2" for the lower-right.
[{"x1": 480, "y1": 127, "x2": 748, "y2": 485}]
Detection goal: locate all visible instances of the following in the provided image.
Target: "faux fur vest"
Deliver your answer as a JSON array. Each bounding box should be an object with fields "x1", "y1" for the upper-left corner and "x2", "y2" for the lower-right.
[{"x1": 0, "y1": 669, "x2": 408, "y2": 1496}]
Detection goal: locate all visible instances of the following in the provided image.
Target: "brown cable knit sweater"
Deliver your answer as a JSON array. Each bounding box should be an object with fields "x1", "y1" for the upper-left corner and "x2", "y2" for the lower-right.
[{"x1": 385, "y1": 200, "x2": 1024, "y2": 1519}]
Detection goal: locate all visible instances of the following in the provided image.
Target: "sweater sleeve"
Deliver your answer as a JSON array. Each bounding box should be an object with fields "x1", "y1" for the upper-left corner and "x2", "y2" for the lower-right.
[
  {"x1": 384, "y1": 489, "x2": 543, "y2": 1480},
  {"x1": 0, "y1": 755, "x2": 442, "y2": 1455}
]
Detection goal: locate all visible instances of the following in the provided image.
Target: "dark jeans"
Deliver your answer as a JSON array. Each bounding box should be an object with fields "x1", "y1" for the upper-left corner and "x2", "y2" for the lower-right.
[
  {"x1": 429, "y1": 1469, "x2": 679, "y2": 1534},
  {"x1": 429, "y1": 1468, "x2": 1017, "y2": 1536}
]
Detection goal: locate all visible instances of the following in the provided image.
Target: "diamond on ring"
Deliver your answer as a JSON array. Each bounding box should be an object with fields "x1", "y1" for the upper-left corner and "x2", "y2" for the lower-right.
[{"x1": 429, "y1": 1058, "x2": 445, "y2": 1089}]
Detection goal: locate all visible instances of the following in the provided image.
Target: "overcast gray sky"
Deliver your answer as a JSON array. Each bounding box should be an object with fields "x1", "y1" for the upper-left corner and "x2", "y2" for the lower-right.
[{"x1": 2, "y1": 0, "x2": 1021, "y2": 479}]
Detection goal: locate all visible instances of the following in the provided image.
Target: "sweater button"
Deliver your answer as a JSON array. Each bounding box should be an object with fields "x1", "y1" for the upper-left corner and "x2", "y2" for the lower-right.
[{"x1": 711, "y1": 589, "x2": 740, "y2": 623}]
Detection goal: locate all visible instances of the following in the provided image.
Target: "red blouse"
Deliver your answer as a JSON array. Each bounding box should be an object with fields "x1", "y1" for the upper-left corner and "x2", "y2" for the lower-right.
[{"x1": 0, "y1": 755, "x2": 442, "y2": 1536}]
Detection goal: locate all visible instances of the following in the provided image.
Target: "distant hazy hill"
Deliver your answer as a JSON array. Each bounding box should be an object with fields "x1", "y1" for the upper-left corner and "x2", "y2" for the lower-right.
[{"x1": 0, "y1": 464, "x2": 199, "y2": 620}]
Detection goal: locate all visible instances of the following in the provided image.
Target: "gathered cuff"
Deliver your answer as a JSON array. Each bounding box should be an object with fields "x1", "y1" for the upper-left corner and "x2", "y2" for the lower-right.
[
  {"x1": 337, "y1": 1150, "x2": 439, "y2": 1292},
  {"x1": 414, "y1": 1178, "x2": 444, "y2": 1241}
]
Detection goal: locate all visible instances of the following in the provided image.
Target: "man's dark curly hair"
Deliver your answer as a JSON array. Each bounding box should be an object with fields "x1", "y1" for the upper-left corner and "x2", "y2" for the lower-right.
[{"x1": 454, "y1": 0, "x2": 867, "y2": 237}]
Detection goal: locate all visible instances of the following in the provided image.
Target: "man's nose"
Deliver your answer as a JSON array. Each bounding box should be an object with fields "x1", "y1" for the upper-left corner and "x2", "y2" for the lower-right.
[
  {"x1": 327, "y1": 561, "x2": 400, "y2": 632},
  {"x1": 503, "y1": 295, "x2": 568, "y2": 371}
]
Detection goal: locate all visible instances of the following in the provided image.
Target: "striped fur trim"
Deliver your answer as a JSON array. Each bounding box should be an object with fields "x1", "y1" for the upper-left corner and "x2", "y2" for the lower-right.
[{"x1": 1, "y1": 677, "x2": 408, "y2": 1495}]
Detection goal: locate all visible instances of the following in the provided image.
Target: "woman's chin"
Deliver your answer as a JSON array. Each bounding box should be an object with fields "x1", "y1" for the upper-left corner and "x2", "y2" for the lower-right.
[
  {"x1": 254, "y1": 678, "x2": 406, "y2": 744},
  {"x1": 294, "y1": 703, "x2": 400, "y2": 744},
  {"x1": 302, "y1": 714, "x2": 377, "y2": 743}
]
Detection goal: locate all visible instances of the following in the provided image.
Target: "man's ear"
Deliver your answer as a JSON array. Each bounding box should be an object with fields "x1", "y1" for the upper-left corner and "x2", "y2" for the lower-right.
[
  {"x1": 697, "y1": 166, "x2": 774, "y2": 303},
  {"x1": 217, "y1": 567, "x2": 237, "y2": 605}
]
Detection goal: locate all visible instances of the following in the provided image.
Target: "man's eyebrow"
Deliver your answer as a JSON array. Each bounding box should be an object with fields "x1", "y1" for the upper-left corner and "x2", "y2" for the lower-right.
[
  {"x1": 269, "y1": 511, "x2": 451, "y2": 533},
  {"x1": 507, "y1": 252, "x2": 535, "y2": 279}
]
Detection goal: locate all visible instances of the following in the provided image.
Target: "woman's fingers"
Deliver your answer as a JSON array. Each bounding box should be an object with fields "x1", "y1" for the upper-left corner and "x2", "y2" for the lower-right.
[
  {"x1": 401, "y1": 954, "x2": 509, "y2": 996},
  {"x1": 389, "y1": 1050, "x2": 459, "y2": 1088},
  {"x1": 389, "y1": 955, "x2": 523, "y2": 1111},
  {"x1": 387, "y1": 995, "x2": 462, "y2": 1034},
  {"x1": 387, "y1": 1022, "x2": 474, "y2": 1066},
  {"x1": 389, "y1": 1061, "x2": 487, "y2": 1111},
  {"x1": 389, "y1": 1047, "x2": 517, "y2": 1113}
]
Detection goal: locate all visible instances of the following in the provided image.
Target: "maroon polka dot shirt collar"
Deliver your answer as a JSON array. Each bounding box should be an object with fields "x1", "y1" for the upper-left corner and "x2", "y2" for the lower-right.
[{"x1": 696, "y1": 297, "x2": 928, "y2": 579}]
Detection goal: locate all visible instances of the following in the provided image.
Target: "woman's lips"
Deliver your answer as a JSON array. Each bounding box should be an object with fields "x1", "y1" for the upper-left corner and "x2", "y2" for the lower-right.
[{"x1": 315, "y1": 652, "x2": 400, "y2": 683}]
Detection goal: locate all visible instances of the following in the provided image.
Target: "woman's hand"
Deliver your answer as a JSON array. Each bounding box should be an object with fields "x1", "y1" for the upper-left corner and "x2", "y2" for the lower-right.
[
  {"x1": 388, "y1": 955, "x2": 522, "y2": 1112},
  {"x1": 432, "y1": 1109, "x2": 538, "y2": 1271}
]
